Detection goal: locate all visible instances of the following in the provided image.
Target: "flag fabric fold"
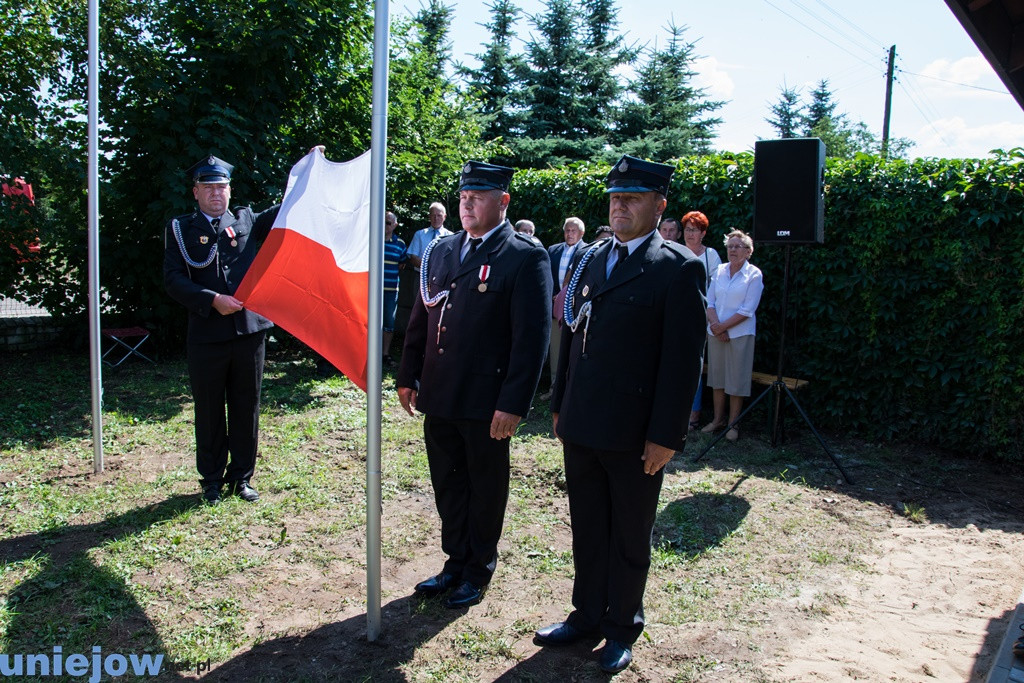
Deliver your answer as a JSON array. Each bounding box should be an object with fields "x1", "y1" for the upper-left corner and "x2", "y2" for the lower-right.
[{"x1": 236, "y1": 150, "x2": 370, "y2": 390}]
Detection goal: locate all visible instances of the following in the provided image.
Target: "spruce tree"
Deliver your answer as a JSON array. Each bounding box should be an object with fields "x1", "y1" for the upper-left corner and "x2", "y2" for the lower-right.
[
  {"x1": 614, "y1": 22, "x2": 723, "y2": 159},
  {"x1": 415, "y1": 0, "x2": 455, "y2": 82},
  {"x1": 461, "y1": 0, "x2": 526, "y2": 144},
  {"x1": 802, "y1": 79, "x2": 840, "y2": 134},
  {"x1": 766, "y1": 85, "x2": 803, "y2": 139},
  {"x1": 515, "y1": 0, "x2": 604, "y2": 166},
  {"x1": 577, "y1": 0, "x2": 634, "y2": 139}
]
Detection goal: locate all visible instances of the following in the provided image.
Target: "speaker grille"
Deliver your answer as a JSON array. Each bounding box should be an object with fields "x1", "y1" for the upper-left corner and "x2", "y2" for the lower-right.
[{"x1": 753, "y1": 138, "x2": 825, "y2": 244}]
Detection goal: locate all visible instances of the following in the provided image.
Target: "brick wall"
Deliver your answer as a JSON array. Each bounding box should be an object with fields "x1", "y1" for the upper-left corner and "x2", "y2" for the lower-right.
[{"x1": 0, "y1": 315, "x2": 61, "y2": 350}]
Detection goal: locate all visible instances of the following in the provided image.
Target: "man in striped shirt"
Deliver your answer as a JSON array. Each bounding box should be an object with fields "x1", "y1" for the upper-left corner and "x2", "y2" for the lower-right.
[{"x1": 383, "y1": 211, "x2": 407, "y2": 365}]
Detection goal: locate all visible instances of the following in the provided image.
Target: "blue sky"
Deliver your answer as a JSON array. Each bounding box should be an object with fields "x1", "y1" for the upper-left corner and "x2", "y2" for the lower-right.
[{"x1": 399, "y1": 0, "x2": 1024, "y2": 159}]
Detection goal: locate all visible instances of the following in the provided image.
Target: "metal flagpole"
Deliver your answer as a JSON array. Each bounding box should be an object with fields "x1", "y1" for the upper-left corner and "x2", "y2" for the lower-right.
[
  {"x1": 87, "y1": 0, "x2": 103, "y2": 473},
  {"x1": 366, "y1": 0, "x2": 390, "y2": 643}
]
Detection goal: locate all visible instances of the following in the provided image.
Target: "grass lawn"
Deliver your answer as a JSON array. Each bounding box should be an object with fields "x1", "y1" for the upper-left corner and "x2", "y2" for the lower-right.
[{"x1": 1, "y1": 342, "x2": 1022, "y2": 682}]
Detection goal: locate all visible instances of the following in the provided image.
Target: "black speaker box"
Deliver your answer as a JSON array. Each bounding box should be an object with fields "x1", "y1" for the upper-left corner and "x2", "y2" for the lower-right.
[{"x1": 753, "y1": 138, "x2": 825, "y2": 244}]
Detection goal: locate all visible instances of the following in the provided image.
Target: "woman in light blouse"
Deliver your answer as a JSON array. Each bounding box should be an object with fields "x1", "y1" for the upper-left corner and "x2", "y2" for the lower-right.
[
  {"x1": 701, "y1": 229, "x2": 763, "y2": 441},
  {"x1": 680, "y1": 211, "x2": 722, "y2": 430}
]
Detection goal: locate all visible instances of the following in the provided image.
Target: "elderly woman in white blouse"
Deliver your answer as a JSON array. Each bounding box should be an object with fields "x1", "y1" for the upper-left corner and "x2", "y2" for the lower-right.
[{"x1": 701, "y1": 229, "x2": 763, "y2": 441}]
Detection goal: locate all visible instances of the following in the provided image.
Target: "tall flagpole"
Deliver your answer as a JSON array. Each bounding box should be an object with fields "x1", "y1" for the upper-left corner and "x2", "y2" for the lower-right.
[
  {"x1": 366, "y1": 0, "x2": 390, "y2": 642},
  {"x1": 87, "y1": 0, "x2": 103, "y2": 473}
]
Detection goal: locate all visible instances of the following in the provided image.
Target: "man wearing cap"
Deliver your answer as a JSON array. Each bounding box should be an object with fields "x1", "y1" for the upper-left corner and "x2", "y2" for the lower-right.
[
  {"x1": 397, "y1": 161, "x2": 551, "y2": 609},
  {"x1": 535, "y1": 155, "x2": 706, "y2": 673},
  {"x1": 163, "y1": 155, "x2": 279, "y2": 505}
]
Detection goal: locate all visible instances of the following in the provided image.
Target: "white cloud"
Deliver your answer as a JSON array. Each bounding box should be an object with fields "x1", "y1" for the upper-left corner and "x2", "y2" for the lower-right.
[
  {"x1": 694, "y1": 56, "x2": 735, "y2": 99},
  {"x1": 921, "y1": 56, "x2": 992, "y2": 84},
  {"x1": 913, "y1": 117, "x2": 1024, "y2": 158}
]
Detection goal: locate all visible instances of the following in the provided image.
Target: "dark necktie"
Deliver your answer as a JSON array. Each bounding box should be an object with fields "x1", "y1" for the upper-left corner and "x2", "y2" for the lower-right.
[
  {"x1": 464, "y1": 237, "x2": 482, "y2": 263},
  {"x1": 210, "y1": 217, "x2": 220, "y2": 231},
  {"x1": 610, "y1": 244, "x2": 629, "y2": 275}
]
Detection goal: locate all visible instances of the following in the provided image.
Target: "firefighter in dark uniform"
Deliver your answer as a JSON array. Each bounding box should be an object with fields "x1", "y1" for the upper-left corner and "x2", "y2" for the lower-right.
[
  {"x1": 535, "y1": 156, "x2": 707, "y2": 673},
  {"x1": 163, "y1": 156, "x2": 279, "y2": 505},
  {"x1": 397, "y1": 161, "x2": 552, "y2": 609}
]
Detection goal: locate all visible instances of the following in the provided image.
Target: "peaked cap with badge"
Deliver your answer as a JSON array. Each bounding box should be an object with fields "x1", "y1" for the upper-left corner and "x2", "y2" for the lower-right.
[
  {"x1": 605, "y1": 154, "x2": 675, "y2": 195},
  {"x1": 188, "y1": 155, "x2": 234, "y2": 185},
  {"x1": 458, "y1": 161, "x2": 515, "y2": 192}
]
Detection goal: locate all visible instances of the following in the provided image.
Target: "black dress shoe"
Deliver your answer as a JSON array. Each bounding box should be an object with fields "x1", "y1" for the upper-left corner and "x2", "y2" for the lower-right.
[
  {"x1": 228, "y1": 480, "x2": 260, "y2": 502},
  {"x1": 202, "y1": 484, "x2": 222, "y2": 505},
  {"x1": 414, "y1": 572, "x2": 460, "y2": 597},
  {"x1": 599, "y1": 640, "x2": 632, "y2": 674},
  {"x1": 445, "y1": 581, "x2": 485, "y2": 608},
  {"x1": 533, "y1": 621, "x2": 595, "y2": 646}
]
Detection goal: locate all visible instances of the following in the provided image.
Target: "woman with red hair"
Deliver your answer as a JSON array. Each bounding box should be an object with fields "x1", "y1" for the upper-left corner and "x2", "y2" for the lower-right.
[{"x1": 680, "y1": 211, "x2": 721, "y2": 429}]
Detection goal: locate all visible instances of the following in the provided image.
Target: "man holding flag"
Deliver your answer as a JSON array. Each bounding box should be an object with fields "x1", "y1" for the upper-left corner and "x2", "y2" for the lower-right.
[
  {"x1": 164, "y1": 155, "x2": 279, "y2": 505},
  {"x1": 397, "y1": 161, "x2": 551, "y2": 609}
]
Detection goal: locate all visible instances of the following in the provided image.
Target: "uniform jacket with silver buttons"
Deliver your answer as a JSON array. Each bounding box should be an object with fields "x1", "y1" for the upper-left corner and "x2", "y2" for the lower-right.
[
  {"x1": 397, "y1": 221, "x2": 552, "y2": 422},
  {"x1": 163, "y1": 206, "x2": 279, "y2": 343},
  {"x1": 551, "y1": 231, "x2": 707, "y2": 453}
]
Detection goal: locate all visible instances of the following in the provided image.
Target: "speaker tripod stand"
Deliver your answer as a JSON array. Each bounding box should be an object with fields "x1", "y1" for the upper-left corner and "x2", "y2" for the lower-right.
[{"x1": 693, "y1": 245, "x2": 853, "y2": 485}]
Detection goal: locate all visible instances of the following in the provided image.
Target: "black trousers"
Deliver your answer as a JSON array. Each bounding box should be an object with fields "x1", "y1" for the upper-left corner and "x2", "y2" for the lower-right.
[
  {"x1": 187, "y1": 331, "x2": 266, "y2": 486},
  {"x1": 423, "y1": 415, "x2": 511, "y2": 586},
  {"x1": 562, "y1": 441, "x2": 664, "y2": 644}
]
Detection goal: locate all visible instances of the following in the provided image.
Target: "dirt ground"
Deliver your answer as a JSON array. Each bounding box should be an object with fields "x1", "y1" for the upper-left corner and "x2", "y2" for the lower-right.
[{"x1": 150, "y1": 431, "x2": 1023, "y2": 682}]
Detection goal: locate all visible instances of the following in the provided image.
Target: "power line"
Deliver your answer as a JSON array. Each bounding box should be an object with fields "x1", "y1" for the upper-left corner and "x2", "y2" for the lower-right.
[
  {"x1": 897, "y1": 63, "x2": 946, "y2": 126},
  {"x1": 896, "y1": 80, "x2": 956, "y2": 149},
  {"x1": 899, "y1": 69, "x2": 1010, "y2": 94},
  {"x1": 786, "y1": 0, "x2": 881, "y2": 63},
  {"x1": 760, "y1": 0, "x2": 883, "y2": 70},
  {"x1": 812, "y1": 0, "x2": 887, "y2": 51}
]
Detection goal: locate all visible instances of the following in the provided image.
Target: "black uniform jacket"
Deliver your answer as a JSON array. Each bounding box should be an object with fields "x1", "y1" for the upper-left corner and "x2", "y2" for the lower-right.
[
  {"x1": 398, "y1": 221, "x2": 552, "y2": 422},
  {"x1": 551, "y1": 231, "x2": 707, "y2": 453},
  {"x1": 163, "y1": 206, "x2": 279, "y2": 343}
]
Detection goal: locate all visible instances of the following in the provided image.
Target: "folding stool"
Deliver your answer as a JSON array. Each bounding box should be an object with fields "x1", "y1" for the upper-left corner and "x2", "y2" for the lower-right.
[{"x1": 101, "y1": 326, "x2": 155, "y2": 366}]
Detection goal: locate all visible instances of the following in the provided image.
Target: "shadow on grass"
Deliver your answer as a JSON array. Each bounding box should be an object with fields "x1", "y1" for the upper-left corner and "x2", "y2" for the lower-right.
[
  {"x1": 678, "y1": 397, "x2": 1024, "y2": 535},
  {"x1": 0, "y1": 494, "x2": 204, "y2": 681},
  {"x1": 205, "y1": 596, "x2": 461, "y2": 682},
  {"x1": 492, "y1": 492, "x2": 751, "y2": 683},
  {"x1": 0, "y1": 352, "x2": 194, "y2": 448},
  {"x1": 653, "y1": 491, "x2": 750, "y2": 558}
]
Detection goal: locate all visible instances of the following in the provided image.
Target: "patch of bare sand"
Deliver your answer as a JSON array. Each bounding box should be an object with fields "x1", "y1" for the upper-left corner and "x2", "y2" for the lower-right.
[{"x1": 768, "y1": 522, "x2": 1024, "y2": 682}]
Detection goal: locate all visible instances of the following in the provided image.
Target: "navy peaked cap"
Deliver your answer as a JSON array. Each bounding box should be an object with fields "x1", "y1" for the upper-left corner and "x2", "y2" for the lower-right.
[
  {"x1": 188, "y1": 155, "x2": 233, "y2": 184},
  {"x1": 605, "y1": 155, "x2": 674, "y2": 195},
  {"x1": 458, "y1": 161, "x2": 515, "y2": 192}
]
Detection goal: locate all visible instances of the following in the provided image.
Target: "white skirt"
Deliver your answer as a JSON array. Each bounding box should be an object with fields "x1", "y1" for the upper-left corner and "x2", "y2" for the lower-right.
[{"x1": 706, "y1": 333, "x2": 755, "y2": 397}]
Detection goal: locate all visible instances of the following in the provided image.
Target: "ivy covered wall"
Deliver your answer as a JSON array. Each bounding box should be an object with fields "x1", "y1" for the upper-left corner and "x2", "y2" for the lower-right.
[{"x1": 509, "y1": 149, "x2": 1024, "y2": 458}]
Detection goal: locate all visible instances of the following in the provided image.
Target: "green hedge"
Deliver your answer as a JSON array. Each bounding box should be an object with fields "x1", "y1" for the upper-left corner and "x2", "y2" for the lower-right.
[{"x1": 509, "y1": 150, "x2": 1024, "y2": 459}]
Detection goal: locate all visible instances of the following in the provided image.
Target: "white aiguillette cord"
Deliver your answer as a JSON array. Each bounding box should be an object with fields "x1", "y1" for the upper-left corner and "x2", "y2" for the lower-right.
[{"x1": 418, "y1": 237, "x2": 450, "y2": 344}]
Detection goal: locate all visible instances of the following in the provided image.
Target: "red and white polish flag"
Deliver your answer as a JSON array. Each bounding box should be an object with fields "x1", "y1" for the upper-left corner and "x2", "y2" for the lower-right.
[{"x1": 235, "y1": 149, "x2": 370, "y2": 390}]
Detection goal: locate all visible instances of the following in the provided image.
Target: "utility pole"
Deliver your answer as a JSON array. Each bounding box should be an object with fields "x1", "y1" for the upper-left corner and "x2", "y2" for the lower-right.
[{"x1": 881, "y1": 45, "x2": 896, "y2": 159}]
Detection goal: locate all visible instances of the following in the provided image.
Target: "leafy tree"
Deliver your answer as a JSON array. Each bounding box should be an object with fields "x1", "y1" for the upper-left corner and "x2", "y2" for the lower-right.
[
  {"x1": 460, "y1": 0, "x2": 527, "y2": 146},
  {"x1": 3, "y1": 0, "x2": 491, "y2": 338},
  {"x1": 766, "y1": 84, "x2": 803, "y2": 139},
  {"x1": 387, "y1": 14, "x2": 494, "y2": 228},
  {"x1": 0, "y1": 0, "x2": 88, "y2": 311},
  {"x1": 613, "y1": 22, "x2": 724, "y2": 159}
]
